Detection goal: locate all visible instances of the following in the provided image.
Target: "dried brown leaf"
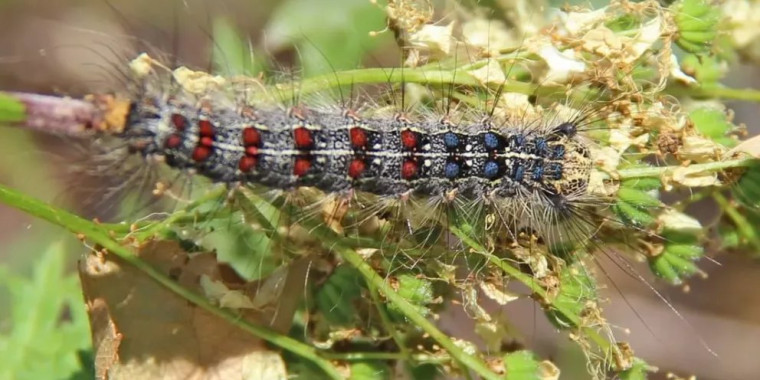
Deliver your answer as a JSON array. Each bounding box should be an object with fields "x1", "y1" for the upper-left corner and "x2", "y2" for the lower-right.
[{"x1": 79, "y1": 241, "x2": 287, "y2": 380}]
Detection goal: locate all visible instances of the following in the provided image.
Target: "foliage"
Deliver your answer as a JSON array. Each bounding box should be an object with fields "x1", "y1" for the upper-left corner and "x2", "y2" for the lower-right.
[
  {"x1": 2, "y1": 0, "x2": 760, "y2": 379},
  {"x1": 0, "y1": 242, "x2": 91, "y2": 380}
]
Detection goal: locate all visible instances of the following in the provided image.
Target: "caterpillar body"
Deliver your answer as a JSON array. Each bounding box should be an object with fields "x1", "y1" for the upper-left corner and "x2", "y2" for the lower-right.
[
  {"x1": 11, "y1": 50, "x2": 601, "y2": 250},
  {"x1": 123, "y1": 77, "x2": 590, "y2": 224}
]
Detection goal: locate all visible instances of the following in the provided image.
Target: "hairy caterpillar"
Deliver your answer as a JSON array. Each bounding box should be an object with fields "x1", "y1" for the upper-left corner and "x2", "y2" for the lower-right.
[
  {"x1": 3, "y1": 0, "x2": 758, "y2": 379},
  {"x1": 0, "y1": 53, "x2": 679, "y2": 378}
]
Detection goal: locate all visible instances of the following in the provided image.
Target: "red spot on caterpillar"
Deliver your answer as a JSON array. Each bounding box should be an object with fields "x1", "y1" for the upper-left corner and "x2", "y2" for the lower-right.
[
  {"x1": 401, "y1": 130, "x2": 417, "y2": 149},
  {"x1": 348, "y1": 158, "x2": 366, "y2": 178},
  {"x1": 401, "y1": 159, "x2": 418, "y2": 179},
  {"x1": 192, "y1": 146, "x2": 212, "y2": 162},
  {"x1": 242, "y1": 127, "x2": 261, "y2": 146},
  {"x1": 198, "y1": 119, "x2": 214, "y2": 137},
  {"x1": 199, "y1": 136, "x2": 214, "y2": 147},
  {"x1": 293, "y1": 157, "x2": 311, "y2": 176},
  {"x1": 238, "y1": 156, "x2": 257, "y2": 172},
  {"x1": 165, "y1": 134, "x2": 182, "y2": 149},
  {"x1": 171, "y1": 114, "x2": 187, "y2": 131},
  {"x1": 245, "y1": 146, "x2": 259, "y2": 156},
  {"x1": 350, "y1": 127, "x2": 367, "y2": 148},
  {"x1": 293, "y1": 127, "x2": 313, "y2": 149}
]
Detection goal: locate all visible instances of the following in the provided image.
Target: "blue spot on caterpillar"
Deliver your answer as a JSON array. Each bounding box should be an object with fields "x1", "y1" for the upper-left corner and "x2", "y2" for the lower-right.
[{"x1": 444, "y1": 161, "x2": 460, "y2": 179}]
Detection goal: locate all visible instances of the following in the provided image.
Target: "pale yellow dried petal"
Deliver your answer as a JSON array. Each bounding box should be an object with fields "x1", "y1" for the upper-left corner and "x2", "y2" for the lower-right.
[
  {"x1": 479, "y1": 281, "x2": 519, "y2": 305},
  {"x1": 595, "y1": 146, "x2": 622, "y2": 174},
  {"x1": 626, "y1": 17, "x2": 662, "y2": 61},
  {"x1": 657, "y1": 209, "x2": 702, "y2": 233},
  {"x1": 587, "y1": 170, "x2": 616, "y2": 197},
  {"x1": 462, "y1": 18, "x2": 512, "y2": 51},
  {"x1": 581, "y1": 26, "x2": 622, "y2": 56},
  {"x1": 129, "y1": 53, "x2": 157, "y2": 77},
  {"x1": 537, "y1": 45, "x2": 587, "y2": 84},
  {"x1": 452, "y1": 338, "x2": 479, "y2": 355},
  {"x1": 669, "y1": 53, "x2": 698, "y2": 85},
  {"x1": 408, "y1": 22, "x2": 455, "y2": 56},
  {"x1": 474, "y1": 322, "x2": 508, "y2": 351},
  {"x1": 679, "y1": 135, "x2": 723, "y2": 161},
  {"x1": 463, "y1": 286, "x2": 492, "y2": 322},
  {"x1": 493, "y1": 92, "x2": 537, "y2": 120},
  {"x1": 609, "y1": 123, "x2": 635, "y2": 152},
  {"x1": 557, "y1": 7, "x2": 609, "y2": 35},
  {"x1": 468, "y1": 59, "x2": 506, "y2": 85},
  {"x1": 669, "y1": 166, "x2": 721, "y2": 187},
  {"x1": 539, "y1": 360, "x2": 561, "y2": 380},
  {"x1": 173, "y1": 66, "x2": 226, "y2": 94}
]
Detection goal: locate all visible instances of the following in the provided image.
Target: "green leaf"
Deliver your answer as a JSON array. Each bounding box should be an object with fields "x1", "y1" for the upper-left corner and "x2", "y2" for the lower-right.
[
  {"x1": 387, "y1": 273, "x2": 434, "y2": 319},
  {"x1": 680, "y1": 54, "x2": 726, "y2": 85},
  {"x1": 263, "y1": 0, "x2": 388, "y2": 76},
  {"x1": 205, "y1": 192, "x2": 284, "y2": 281},
  {"x1": 733, "y1": 161, "x2": 760, "y2": 209},
  {"x1": 545, "y1": 263, "x2": 597, "y2": 329},
  {"x1": 0, "y1": 241, "x2": 90, "y2": 380},
  {"x1": 618, "y1": 358, "x2": 656, "y2": 380},
  {"x1": 212, "y1": 17, "x2": 267, "y2": 76},
  {"x1": 689, "y1": 108, "x2": 737, "y2": 147},
  {"x1": 504, "y1": 350, "x2": 558, "y2": 380},
  {"x1": 405, "y1": 363, "x2": 440, "y2": 380},
  {"x1": 350, "y1": 361, "x2": 391, "y2": 380},
  {"x1": 316, "y1": 265, "x2": 365, "y2": 325}
]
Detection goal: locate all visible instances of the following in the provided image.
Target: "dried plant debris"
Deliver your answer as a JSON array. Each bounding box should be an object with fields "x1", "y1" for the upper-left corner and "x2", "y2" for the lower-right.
[{"x1": 79, "y1": 241, "x2": 286, "y2": 380}]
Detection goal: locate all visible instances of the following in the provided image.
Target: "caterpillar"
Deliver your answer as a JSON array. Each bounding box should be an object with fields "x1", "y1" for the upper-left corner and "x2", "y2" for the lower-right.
[
  {"x1": 0, "y1": 53, "x2": 675, "y2": 378},
  {"x1": 2, "y1": 0, "x2": 756, "y2": 379}
]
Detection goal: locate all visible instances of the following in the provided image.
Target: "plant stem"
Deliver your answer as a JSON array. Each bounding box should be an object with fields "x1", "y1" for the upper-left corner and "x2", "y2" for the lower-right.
[
  {"x1": 713, "y1": 192, "x2": 760, "y2": 251},
  {"x1": 666, "y1": 84, "x2": 760, "y2": 102},
  {"x1": 334, "y1": 243, "x2": 501, "y2": 380},
  {"x1": 131, "y1": 185, "x2": 228, "y2": 241},
  {"x1": 290, "y1": 66, "x2": 760, "y2": 105},
  {"x1": 274, "y1": 67, "x2": 558, "y2": 100},
  {"x1": 277, "y1": 203, "x2": 501, "y2": 380},
  {"x1": 323, "y1": 351, "x2": 450, "y2": 363},
  {"x1": 609, "y1": 158, "x2": 756, "y2": 180},
  {"x1": 448, "y1": 225, "x2": 619, "y2": 361},
  {"x1": 0, "y1": 184, "x2": 345, "y2": 380}
]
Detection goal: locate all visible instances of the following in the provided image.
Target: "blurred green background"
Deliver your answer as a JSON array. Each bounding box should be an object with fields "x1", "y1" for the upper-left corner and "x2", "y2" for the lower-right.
[{"x1": 1, "y1": 0, "x2": 760, "y2": 379}]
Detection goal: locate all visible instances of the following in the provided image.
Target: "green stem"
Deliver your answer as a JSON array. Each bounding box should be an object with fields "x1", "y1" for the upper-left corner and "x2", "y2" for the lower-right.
[
  {"x1": 610, "y1": 158, "x2": 756, "y2": 180},
  {"x1": 288, "y1": 66, "x2": 760, "y2": 106},
  {"x1": 323, "y1": 351, "x2": 450, "y2": 363},
  {"x1": 0, "y1": 184, "x2": 344, "y2": 380},
  {"x1": 335, "y1": 244, "x2": 501, "y2": 380},
  {"x1": 448, "y1": 225, "x2": 618, "y2": 361},
  {"x1": 132, "y1": 186, "x2": 228, "y2": 241},
  {"x1": 713, "y1": 192, "x2": 760, "y2": 251},
  {"x1": 278, "y1": 204, "x2": 501, "y2": 380},
  {"x1": 666, "y1": 84, "x2": 760, "y2": 102},
  {"x1": 366, "y1": 281, "x2": 413, "y2": 360},
  {"x1": 274, "y1": 67, "x2": 559, "y2": 100}
]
